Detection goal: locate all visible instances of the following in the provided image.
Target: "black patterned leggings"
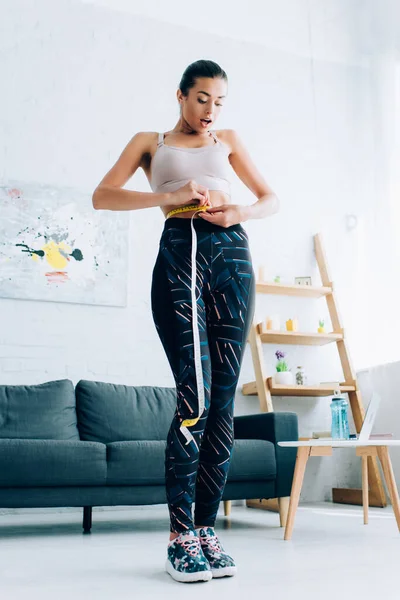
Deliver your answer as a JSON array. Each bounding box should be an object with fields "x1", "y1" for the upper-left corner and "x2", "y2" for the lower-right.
[{"x1": 151, "y1": 216, "x2": 256, "y2": 533}]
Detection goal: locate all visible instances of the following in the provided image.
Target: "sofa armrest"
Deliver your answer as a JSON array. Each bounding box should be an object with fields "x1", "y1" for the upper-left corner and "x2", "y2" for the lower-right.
[{"x1": 233, "y1": 412, "x2": 298, "y2": 498}]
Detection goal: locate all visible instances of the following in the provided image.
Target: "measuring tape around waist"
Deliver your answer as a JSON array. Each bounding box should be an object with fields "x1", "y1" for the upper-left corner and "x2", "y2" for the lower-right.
[
  {"x1": 166, "y1": 203, "x2": 208, "y2": 219},
  {"x1": 165, "y1": 205, "x2": 207, "y2": 446}
]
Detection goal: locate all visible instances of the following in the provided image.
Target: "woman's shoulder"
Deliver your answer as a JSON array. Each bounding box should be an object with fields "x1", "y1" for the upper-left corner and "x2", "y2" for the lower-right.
[
  {"x1": 214, "y1": 129, "x2": 238, "y2": 154},
  {"x1": 124, "y1": 132, "x2": 161, "y2": 157},
  {"x1": 131, "y1": 131, "x2": 160, "y2": 144}
]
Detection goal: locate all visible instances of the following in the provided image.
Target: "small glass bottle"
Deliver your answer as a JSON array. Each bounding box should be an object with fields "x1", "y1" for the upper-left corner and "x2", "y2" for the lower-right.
[{"x1": 295, "y1": 366, "x2": 307, "y2": 386}]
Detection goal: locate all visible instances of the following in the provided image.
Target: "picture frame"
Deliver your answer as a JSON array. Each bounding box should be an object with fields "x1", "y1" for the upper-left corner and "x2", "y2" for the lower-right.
[{"x1": 295, "y1": 276, "x2": 312, "y2": 286}]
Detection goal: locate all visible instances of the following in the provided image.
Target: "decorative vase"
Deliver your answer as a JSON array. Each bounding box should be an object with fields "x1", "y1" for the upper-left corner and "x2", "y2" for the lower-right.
[
  {"x1": 266, "y1": 315, "x2": 280, "y2": 330},
  {"x1": 286, "y1": 318, "x2": 298, "y2": 332},
  {"x1": 275, "y1": 371, "x2": 294, "y2": 385},
  {"x1": 258, "y1": 265, "x2": 266, "y2": 282}
]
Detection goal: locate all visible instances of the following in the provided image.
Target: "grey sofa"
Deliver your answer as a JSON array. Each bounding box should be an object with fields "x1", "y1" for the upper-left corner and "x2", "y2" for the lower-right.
[{"x1": 0, "y1": 378, "x2": 298, "y2": 533}]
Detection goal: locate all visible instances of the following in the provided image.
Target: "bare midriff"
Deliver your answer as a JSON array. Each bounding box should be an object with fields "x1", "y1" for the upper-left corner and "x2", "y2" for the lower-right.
[{"x1": 161, "y1": 191, "x2": 231, "y2": 219}]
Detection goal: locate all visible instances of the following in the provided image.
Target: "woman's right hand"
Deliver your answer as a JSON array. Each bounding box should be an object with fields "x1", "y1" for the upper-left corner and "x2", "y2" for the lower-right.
[{"x1": 169, "y1": 180, "x2": 211, "y2": 208}]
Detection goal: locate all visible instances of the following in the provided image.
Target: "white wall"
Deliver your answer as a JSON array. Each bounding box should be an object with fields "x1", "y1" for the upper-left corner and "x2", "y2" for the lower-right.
[{"x1": 1, "y1": 0, "x2": 399, "y2": 502}]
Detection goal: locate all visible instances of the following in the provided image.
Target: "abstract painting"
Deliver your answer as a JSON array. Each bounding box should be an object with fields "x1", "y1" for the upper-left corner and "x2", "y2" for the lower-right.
[{"x1": 0, "y1": 180, "x2": 129, "y2": 306}]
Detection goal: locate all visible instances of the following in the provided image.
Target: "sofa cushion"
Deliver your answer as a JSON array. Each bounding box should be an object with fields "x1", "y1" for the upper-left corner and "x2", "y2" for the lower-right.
[
  {"x1": 106, "y1": 439, "x2": 275, "y2": 486},
  {"x1": 76, "y1": 380, "x2": 176, "y2": 442},
  {"x1": 107, "y1": 440, "x2": 166, "y2": 485},
  {"x1": 0, "y1": 379, "x2": 79, "y2": 440},
  {"x1": 0, "y1": 439, "x2": 106, "y2": 487},
  {"x1": 229, "y1": 439, "x2": 276, "y2": 481}
]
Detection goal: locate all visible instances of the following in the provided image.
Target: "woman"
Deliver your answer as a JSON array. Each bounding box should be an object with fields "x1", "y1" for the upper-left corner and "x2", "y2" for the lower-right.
[{"x1": 93, "y1": 59, "x2": 279, "y2": 583}]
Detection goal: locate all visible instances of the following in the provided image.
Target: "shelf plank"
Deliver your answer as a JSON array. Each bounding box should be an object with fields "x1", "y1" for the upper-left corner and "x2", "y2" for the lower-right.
[
  {"x1": 258, "y1": 330, "x2": 342, "y2": 346},
  {"x1": 242, "y1": 378, "x2": 356, "y2": 397},
  {"x1": 256, "y1": 281, "x2": 332, "y2": 298}
]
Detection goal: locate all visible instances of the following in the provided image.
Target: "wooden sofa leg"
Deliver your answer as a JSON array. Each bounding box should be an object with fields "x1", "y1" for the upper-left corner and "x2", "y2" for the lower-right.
[
  {"x1": 83, "y1": 506, "x2": 92, "y2": 534},
  {"x1": 278, "y1": 497, "x2": 290, "y2": 527},
  {"x1": 223, "y1": 500, "x2": 232, "y2": 516}
]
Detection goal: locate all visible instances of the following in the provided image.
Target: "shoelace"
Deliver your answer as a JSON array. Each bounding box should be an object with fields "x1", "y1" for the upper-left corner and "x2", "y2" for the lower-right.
[
  {"x1": 180, "y1": 537, "x2": 201, "y2": 557},
  {"x1": 201, "y1": 534, "x2": 223, "y2": 553}
]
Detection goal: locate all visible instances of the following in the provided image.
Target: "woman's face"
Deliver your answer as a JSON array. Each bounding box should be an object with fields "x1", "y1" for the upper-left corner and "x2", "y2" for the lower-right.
[{"x1": 178, "y1": 77, "x2": 227, "y2": 133}]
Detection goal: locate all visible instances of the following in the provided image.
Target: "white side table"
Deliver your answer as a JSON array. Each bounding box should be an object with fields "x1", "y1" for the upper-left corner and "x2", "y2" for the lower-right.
[{"x1": 278, "y1": 439, "x2": 400, "y2": 540}]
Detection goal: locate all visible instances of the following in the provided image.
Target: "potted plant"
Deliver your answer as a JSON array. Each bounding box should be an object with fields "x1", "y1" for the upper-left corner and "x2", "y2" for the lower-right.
[
  {"x1": 274, "y1": 350, "x2": 294, "y2": 385},
  {"x1": 318, "y1": 318, "x2": 325, "y2": 333}
]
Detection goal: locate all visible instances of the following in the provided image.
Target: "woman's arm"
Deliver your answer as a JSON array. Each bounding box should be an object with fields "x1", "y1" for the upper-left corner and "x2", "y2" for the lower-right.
[
  {"x1": 92, "y1": 132, "x2": 171, "y2": 211},
  {"x1": 198, "y1": 129, "x2": 279, "y2": 227},
  {"x1": 226, "y1": 129, "x2": 279, "y2": 220}
]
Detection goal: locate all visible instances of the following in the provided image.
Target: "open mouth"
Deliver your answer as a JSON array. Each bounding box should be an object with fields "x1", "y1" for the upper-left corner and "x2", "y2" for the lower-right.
[{"x1": 200, "y1": 118, "x2": 212, "y2": 127}]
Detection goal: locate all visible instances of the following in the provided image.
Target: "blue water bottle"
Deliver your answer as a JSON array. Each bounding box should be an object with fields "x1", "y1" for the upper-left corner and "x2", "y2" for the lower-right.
[
  {"x1": 330, "y1": 391, "x2": 350, "y2": 439},
  {"x1": 339, "y1": 396, "x2": 350, "y2": 439},
  {"x1": 330, "y1": 394, "x2": 342, "y2": 439}
]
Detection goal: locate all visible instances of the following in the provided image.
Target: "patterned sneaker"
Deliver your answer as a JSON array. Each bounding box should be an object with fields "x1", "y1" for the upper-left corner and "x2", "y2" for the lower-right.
[
  {"x1": 166, "y1": 530, "x2": 212, "y2": 583},
  {"x1": 196, "y1": 527, "x2": 237, "y2": 578}
]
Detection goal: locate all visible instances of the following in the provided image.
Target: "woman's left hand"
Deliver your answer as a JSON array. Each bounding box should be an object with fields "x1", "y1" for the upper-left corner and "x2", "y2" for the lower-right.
[{"x1": 198, "y1": 204, "x2": 251, "y2": 228}]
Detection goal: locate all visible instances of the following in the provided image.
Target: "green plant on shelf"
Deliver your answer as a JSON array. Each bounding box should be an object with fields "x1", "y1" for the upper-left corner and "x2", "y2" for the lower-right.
[{"x1": 275, "y1": 350, "x2": 289, "y2": 372}]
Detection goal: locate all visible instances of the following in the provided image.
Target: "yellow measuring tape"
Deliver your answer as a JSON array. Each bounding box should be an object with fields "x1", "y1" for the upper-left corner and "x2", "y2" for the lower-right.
[
  {"x1": 166, "y1": 203, "x2": 208, "y2": 219},
  {"x1": 166, "y1": 204, "x2": 209, "y2": 444}
]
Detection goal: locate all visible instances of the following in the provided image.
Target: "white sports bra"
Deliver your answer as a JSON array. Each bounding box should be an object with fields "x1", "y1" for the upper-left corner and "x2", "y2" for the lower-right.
[{"x1": 150, "y1": 131, "x2": 232, "y2": 197}]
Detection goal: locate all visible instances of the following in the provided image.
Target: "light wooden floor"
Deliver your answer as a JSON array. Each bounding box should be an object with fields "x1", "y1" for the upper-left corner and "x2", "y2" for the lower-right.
[{"x1": 0, "y1": 501, "x2": 398, "y2": 599}]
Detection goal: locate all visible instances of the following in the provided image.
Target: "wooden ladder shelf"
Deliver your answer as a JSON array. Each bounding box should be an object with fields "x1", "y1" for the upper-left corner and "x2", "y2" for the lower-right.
[{"x1": 243, "y1": 232, "x2": 387, "y2": 510}]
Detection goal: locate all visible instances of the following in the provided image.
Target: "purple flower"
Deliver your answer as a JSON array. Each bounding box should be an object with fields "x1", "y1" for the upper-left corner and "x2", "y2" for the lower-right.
[{"x1": 275, "y1": 350, "x2": 285, "y2": 360}]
